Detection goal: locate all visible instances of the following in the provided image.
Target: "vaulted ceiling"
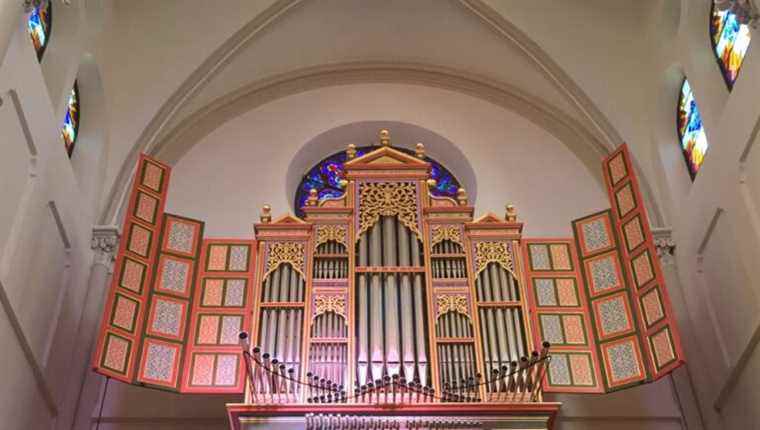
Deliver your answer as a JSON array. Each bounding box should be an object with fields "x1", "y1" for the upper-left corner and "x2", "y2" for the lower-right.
[{"x1": 96, "y1": 0, "x2": 666, "y2": 229}]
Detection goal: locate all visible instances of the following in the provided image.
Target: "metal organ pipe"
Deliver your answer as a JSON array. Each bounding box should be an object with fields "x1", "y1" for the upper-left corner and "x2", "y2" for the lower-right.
[
  {"x1": 355, "y1": 216, "x2": 429, "y2": 388},
  {"x1": 257, "y1": 263, "x2": 305, "y2": 396},
  {"x1": 383, "y1": 216, "x2": 401, "y2": 377},
  {"x1": 369, "y1": 222, "x2": 384, "y2": 382},
  {"x1": 398, "y1": 219, "x2": 416, "y2": 382},
  {"x1": 475, "y1": 262, "x2": 527, "y2": 392}
]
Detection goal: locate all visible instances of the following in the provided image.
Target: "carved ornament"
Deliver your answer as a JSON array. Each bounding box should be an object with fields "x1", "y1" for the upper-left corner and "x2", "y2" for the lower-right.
[
  {"x1": 357, "y1": 182, "x2": 419, "y2": 239},
  {"x1": 436, "y1": 294, "x2": 469, "y2": 317},
  {"x1": 473, "y1": 241, "x2": 514, "y2": 276},
  {"x1": 265, "y1": 241, "x2": 305, "y2": 277},
  {"x1": 315, "y1": 224, "x2": 347, "y2": 247},
  {"x1": 314, "y1": 295, "x2": 346, "y2": 319},
  {"x1": 430, "y1": 225, "x2": 462, "y2": 247}
]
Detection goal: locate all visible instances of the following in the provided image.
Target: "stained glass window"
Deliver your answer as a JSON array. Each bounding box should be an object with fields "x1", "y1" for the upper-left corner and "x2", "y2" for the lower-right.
[
  {"x1": 61, "y1": 82, "x2": 80, "y2": 157},
  {"x1": 27, "y1": 0, "x2": 51, "y2": 61},
  {"x1": 710, "y1": 1, "x2": 752, "y2": 89},
  {"x1": 294, "y1": 146, "x2": 461, "y2": 217},
  {"x1": 677, "y1": 79, "x2": 708, "y2": 180}
]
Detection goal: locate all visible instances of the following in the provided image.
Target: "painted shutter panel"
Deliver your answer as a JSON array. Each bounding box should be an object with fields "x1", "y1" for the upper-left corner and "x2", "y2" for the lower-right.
[
  {"x1": 601, "y1": 144, "x2": 685, "y2": 380},
  {"x1": 181, "y1": 238, "x2": 256, "y2": 393},
  {"x1": 94, "y1": 154, "x2": 256, "y2": 394},
  {"x1": 523, "y1": 239, "x2": 604, "y2": 393},
  {"x1": 526, "y1": 144, "x2": 685, "y2": 393},
  {"x1": 573, "y1": 210, "x2": 649, "y2": 391},
  {"x1": 93, "y1": 155, "x2": 172, "y2": 383},
  {"x1": 134, "y1": 213, "x2": 204, "y2": 391}
]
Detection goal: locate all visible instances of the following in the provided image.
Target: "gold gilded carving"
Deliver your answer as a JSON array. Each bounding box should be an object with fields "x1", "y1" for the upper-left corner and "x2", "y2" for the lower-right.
[
  {"x1": 437, "y1": 294, "x2": 469, "y2": 317},
  {"x1": 314, "y1": 295, "x2": 346, "y2": 319},
  {"x1": 266, "y1": 241, "x2": 305, "y2": 277},
  {"x1": 456, "y1": 188, "x2": 468, "y2": 206},
  {"x1": 260, "y1": 205, "x2": 272, "y2": 223},
  {"x1": 357, "y1": 182, "x2": 419, "y2": 238},
  {"x1": 430, "y1": 225, "x2": 462, "y2": 247},
  {"x1": 474, "y1": 241, "x2": 514, "y2": 276},
  {"x1": 315, "y1": 224, "x2": 347, "y2": 247}
]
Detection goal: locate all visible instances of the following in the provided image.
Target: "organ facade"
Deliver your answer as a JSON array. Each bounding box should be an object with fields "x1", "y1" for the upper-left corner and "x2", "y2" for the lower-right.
[{"x1": 93, "y1": 131, "x2": 684, "y2": 429}]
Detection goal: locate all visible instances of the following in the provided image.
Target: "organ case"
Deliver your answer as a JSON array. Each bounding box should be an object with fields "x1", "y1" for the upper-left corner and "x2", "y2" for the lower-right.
[{"x1": 92, "y1": 134, "x2": 684, "y2": 430}]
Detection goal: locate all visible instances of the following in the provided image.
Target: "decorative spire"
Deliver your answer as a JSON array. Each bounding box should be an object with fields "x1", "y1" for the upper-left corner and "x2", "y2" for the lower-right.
[
  {"x1": 346, "y1": 144, "x2": 357, "y2": 159},
  {"x1": 415, "y1": 142, "x2": 425, "y2": 159},
  {"x1": 505, "y1": 204, "x2": 517, "y2": 222},
  {"x1": 456, "y1": 187, "x2": 468, "y2": 206},
  {"x1": 379, "y1": 129, "x2": 390, "y2": 147},
  {"x1": 307, "y1": 189, "x2": 318, "y2": 206},
  {"x1": 260, "y1": 205, "x2": 272, "y2": 223}
]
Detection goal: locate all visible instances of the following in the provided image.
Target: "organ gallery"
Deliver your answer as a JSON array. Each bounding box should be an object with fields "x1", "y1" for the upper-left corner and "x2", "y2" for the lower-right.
[{"x1": 93, "y1": 131, "x2": 685, "y2": 429}]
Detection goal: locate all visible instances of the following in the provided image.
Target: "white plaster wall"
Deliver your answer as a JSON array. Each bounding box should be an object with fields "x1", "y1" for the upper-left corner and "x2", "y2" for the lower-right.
[
  {"x1": 166, "y1": 83, "x2": 608, "y2": 238},
  {"x1": 0, "y1": 2, "x2": 112, "y2": 429}
]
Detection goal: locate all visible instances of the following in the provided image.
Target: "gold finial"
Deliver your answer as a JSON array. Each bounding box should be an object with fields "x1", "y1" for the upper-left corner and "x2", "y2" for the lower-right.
[
  {"x1": 347, "y1": 144, "x2": 357, "y2": 159},
  {"x1": 456, "y1": 187, "x2": 468, "y2": 206},
  {"x1": 307, "y1": 189, "x2": 318, "y2": 206},
  {"x1": 426, "y1": 178, "x2": 437, "y2": 188},
  {"x1": 260, "y1": 205, "x2": 272, "y2": 223},
  {"x1": 505, "y1": 204, "x2": 517, "y2": 222},
  {"x1": 415, "y1": 142, "x2": 425, "y2": 159},
  {"x1": 379, "y1": 129, "x2": 390, "y2": 146},
  {"x1": 338, "y1": 179, "x2": 349, "y2": 189}
]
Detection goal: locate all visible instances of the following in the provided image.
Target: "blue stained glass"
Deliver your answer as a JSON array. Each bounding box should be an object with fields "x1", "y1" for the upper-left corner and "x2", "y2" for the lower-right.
[
  {"x1": 27, "y1": 0, "x2": 51, "y2": 61},
  {"x1": 677, "y1": 79, "x2": 708, "y2": 180},
  {"x1": 294, "y1": 146, "x2": 461, "y2": 217},
  {"x1": 61, "y1": 82, "x2": 80, "y2": 157},
  {"x1": 710, "y1": 2, "x2": 752, "y2": 88}
]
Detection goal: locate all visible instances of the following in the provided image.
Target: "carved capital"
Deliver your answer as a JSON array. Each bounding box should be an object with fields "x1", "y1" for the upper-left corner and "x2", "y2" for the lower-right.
[
  {"x1": 651, "y1": 227, "x2": 675, "y2": 266},
  {"x1": 91, "y1": 225, "x2": 120, "y2": 268}
]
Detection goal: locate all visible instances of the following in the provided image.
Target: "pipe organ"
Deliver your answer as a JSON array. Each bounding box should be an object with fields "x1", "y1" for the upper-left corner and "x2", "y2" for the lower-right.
[{"x1": 93, "y1": 132, "x2": 686, "y2": 430}]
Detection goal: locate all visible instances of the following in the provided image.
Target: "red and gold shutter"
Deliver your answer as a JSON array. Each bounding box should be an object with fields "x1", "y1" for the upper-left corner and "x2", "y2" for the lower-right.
[
  {"x1": 602, "y1": 144, "x2": 685, "y2": 380},
  {"x1": 93, "y1": 155, "x2": 172, "y2": 383},
  {"x1": 182, "y1": 238, "x2": 256, "y2": 393},
  {"x1": 523, "y1": 239, "x2": 604, "y2": 393}
]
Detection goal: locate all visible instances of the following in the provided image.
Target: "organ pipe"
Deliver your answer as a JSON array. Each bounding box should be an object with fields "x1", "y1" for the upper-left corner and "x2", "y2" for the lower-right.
[
  {"x1": 475, "y1": 262, "x2": 527, "y2": 391},
  {"x1": 355, "y1": 216, "x2": 430, "y2": 387}
]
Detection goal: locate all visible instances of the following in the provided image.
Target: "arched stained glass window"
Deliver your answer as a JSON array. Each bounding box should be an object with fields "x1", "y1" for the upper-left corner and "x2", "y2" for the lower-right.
[
  {"x1": 27, "y1": 0, "x2": 51, "y2": 61},
  {"x1": 62, "y1": 81, "x2": 80, "y2": 157},
  {"x1": 710, "y1": 1, "x2": 752, "y2": 89},
  {"x1": 295, "y1": 146, "x2": 461, "y2": 217},
  {"x1": 677, "y1": 79, "x2": 708, "y2": 180}
]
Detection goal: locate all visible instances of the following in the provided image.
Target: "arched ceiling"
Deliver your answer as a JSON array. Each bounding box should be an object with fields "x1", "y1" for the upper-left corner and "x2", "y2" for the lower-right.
[
  {"x1": 97, "y1": 0, "x2": 664, "y2": 226},
  {"x1": 165, "y1": 83, "x2": 608, "y2": 237}
]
